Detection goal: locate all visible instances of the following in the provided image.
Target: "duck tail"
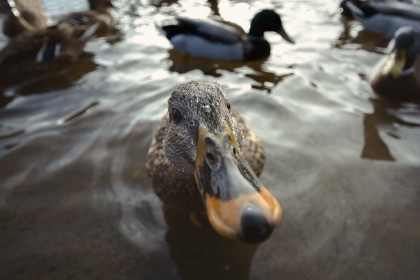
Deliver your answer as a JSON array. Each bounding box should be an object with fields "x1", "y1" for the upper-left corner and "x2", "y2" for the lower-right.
[
  {"x1": 161, "y1": 24, "x2": 182, "y2": 40},
  {"x1": 344, "y1": 1, "x2": 367, "y2": 19},
  {"x1": 79, "y1": 22, "x2": 100, "y2": 41}
]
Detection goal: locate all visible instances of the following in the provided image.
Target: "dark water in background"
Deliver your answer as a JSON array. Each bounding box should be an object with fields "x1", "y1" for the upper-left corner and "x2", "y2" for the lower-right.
[{"x1": 1, "y1": 0, "x2": 420, "y2": 279}]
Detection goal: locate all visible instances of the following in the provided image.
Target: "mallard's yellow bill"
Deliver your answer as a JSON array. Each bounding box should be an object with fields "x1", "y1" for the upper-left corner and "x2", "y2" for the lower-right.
[{"x1": 382, "y1": 50, "x2": 406, "y2": 78}]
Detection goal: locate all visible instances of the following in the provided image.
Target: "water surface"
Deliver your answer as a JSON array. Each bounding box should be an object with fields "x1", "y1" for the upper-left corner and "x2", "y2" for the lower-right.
[{"x1": 1, "y1": 0, "x2": 420, "y2": 279}]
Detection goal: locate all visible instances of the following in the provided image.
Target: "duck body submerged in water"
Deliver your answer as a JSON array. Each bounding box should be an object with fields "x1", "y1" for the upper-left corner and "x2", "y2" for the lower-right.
[
  {"x1": 0, "y1": 0, "x2": 115, "y2": 84},
  {"x1": 341, "y1": 0, "x2": 420, "y2": 39},
  {"x1": 146, "y1": 81, "x2": 282, "y2": 243},
  {"x1": 161, "y1": 9, "x2": 294, "y2": 61},
  {"x1": 370, "y1": 26, "x2": 420, "y2": 101}
]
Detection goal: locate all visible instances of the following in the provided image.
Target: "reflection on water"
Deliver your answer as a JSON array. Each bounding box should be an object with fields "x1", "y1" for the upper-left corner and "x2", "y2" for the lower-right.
[
  {"x1": 362, "y1": 98, "x2": 420, "y2": 161},
  {"x1": 334, "y1": 14, "x2": 389, "y2": 53},
  {"x1": 167, "y1": 49, "x2": 294, "y2": 93},
  {"x1": 1, "y1": 0, "x2": 420, "y2": 279},
  {"x1": 0, "y1": 52, "x2": 98, "y2": 108},
  {"x1": 164, "y1": 207, "x2": 257, "y2": 280}
]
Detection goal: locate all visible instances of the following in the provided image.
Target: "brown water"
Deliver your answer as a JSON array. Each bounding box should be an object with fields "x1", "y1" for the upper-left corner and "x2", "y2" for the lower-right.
[{"x1": 1, "y1": 0, "x2": 420, "y2": 279}]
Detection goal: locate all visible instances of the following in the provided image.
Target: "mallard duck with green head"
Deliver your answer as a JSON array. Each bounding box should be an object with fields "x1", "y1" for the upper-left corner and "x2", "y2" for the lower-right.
[
  {"x1": 146, "y1": 81, "x2": 282, "y2": 243},
  {"x1": 370, "y1": 26, "x2": 420, "y2": 101},
  {"x1": 161, "y1": 9, "x2": 295, "y2": 61}
]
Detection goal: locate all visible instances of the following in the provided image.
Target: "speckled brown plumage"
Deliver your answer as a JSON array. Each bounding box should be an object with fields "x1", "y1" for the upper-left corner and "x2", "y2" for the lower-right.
[
  {"x1": 146, "y1": 82, "x2": 265, "y2": 207},
  {"x1": 0, "y1": 24, "x2": 91, "y2": 84}
]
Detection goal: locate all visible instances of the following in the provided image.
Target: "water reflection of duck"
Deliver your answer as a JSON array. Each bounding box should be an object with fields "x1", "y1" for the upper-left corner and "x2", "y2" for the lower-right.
[
  {"x1": 370, "y1": 26, "x2": 420, "y2": 101},
  {"x1": 362, "y1": 97, "x2": 420, "y2": 160},
  {"x1": 341, "y1": 0, "x2": 420, "y2": 39},
  {"x1": 166, "y1": 49, "x2": 294, "y2": 93},
  {"x1": 164, "y1": 207, "x2": 258, "y2": 280},
  {"x1": 146, "y1": 81, "x2": 282, "y2": 243},
  {"x1": 161, "y1": 9, "x2": 294, "y2": 61}
]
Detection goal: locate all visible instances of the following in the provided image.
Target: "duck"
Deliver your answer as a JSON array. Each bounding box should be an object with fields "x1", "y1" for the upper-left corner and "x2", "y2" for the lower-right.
[
  {"x1": 58, "y1": 0, "x2": 115, "y2": 37},
  {"x1": 341, "y1": 0, "x2": 420, "y2": 39},
  {"x1": 2, "y1": 0, "x2": 114, "y2": 38},
  {"x1": 0, "y1": 19, "x2": 99, "y2": 84},
  {"x1": 146, "y1": 81, "x2": 282, "y2": 243},
  {"x1": 161, "y1": 9, "x2": 295, "y2": 61},
  {"x1": 1, "y1": 0, "x2": 48, "y2": 37},
  {"x1": 370, "y1": 26, "x2": 420, "y2": 101}
]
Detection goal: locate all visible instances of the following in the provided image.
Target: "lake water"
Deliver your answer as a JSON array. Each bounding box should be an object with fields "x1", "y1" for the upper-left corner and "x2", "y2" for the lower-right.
[{"x1": 1, "y1": 0, "x2": 420, "y2": 279}]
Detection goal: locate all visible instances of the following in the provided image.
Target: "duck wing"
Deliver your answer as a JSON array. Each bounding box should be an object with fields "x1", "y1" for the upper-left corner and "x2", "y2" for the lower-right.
[
  {"x1": 174, "y1": 17, "x2": 247, "y2": 44},
  {"x1": 370, "y1": 2, "x2": 420, "y2": 22},
  {"x1": 345, "y1": 1, "x2": 420, "y2": 39},
  {"x1": 0, "y1": 31, "x2": 46, "y2": 64}
]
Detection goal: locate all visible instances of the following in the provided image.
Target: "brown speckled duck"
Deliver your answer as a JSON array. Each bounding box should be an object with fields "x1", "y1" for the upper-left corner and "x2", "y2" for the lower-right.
[
  {"x1": 2, "y1": 0, "x2": 114, "y2": 38},
  {"x1": 0, "y1": 20, "x2": 98, "y2": 84},
  {"x1": 0, "y1": 0, "x2": 115, "y2": 84},
  {"x1": 146, "y1": 81, "x2": 282, "y2": 243},
  {"x1": 370, "y1": 26, "x2": 420, "y2": 101},
  {"x1": 1, "y1": 0, "x2": 48, "y2": 37}
]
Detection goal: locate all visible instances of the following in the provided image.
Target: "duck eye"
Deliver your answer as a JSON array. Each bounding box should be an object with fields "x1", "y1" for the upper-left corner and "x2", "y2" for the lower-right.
[
  {"x1": 172, "y1": 108, "x2": 182, "y2": 124},
  {"x1": 226, "y1": 102, "x2": 231, "y2": 112}
]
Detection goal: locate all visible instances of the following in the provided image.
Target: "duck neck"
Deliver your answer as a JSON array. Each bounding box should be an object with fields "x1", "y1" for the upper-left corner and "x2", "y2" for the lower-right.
[{"x1": 248, "y1": 25, "x2": 265, "y2": 38}]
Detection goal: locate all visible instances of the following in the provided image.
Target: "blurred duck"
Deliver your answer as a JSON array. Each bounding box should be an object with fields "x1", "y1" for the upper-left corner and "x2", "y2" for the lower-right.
[
  {"x1": 146, "y1": 81, "x2": 282, "y2": 243},
  {"x1": 161, "y1": 9, "x2": 295, "y2": 61},
  {"x1": 370, "y1": 26, "x2": 420, "y2": 100},
  {"x1": 1, "y1": 0, "x2": 48, "y2": 37},
  {"x1": 341, "y1": 0, "x2": 420, "y2": 39},
  {"x1": 59, "y1": 0, "x2": 115, "y2": 37},
  {"x1": 2, "y1": 0, "x2": 114, "y2": 38},
  {"x1": 0, "y1": 20, "x2": 99, "y2": 83}
]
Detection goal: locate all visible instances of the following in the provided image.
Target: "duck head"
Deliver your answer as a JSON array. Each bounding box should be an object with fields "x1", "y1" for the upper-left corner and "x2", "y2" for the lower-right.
[
  {"x1": 162, "y1": 81, "x2": 282, "y2": 243},
  {"x1": 383, "y1": 26, "x2": 420, "y2": 78},
  {"x1": 249, "y1": 9, "x2": 295, "y2": 44}
]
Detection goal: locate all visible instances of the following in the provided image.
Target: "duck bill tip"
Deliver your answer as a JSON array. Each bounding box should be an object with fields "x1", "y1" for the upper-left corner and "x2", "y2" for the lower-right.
[
  {"x1": 278, "y1": 27, "x2": 295, "y2": 44},
  {"x1": 205, "y1": 187, "x2": 282, "y2": 243},
  {"x1": 193, "y1": 124, "x2": 282, "y2": 243}
]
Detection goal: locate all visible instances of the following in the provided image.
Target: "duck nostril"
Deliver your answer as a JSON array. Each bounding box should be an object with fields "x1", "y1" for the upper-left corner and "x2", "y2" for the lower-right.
[
  {"x1": 240, "y1": 205, "x2": 272, "y2": 243},
  {"x1": 206, "y1": 152, "x2": 215, "y2": 162}
]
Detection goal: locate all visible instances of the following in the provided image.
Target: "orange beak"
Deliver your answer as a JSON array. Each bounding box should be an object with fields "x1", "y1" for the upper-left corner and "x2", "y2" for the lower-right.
[{"x1": 194, "y1": 124, "x2": 282, "y2": 243}]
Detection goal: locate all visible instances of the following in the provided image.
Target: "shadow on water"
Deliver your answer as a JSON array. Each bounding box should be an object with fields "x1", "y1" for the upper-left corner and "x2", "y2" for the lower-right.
[
  {"x1": 361, "y1": 98, "x2": 420, "y2": 161},
  {"x1": 334, "y1": 17, "x2": 388, "y2": 52},
  {"x1": 166, "y1": 49, "x2": 294, "y2": 93},
  {"x1": 164, "y1": 206, "x2": 257, "y2": 280},
  {"x1": 0, "y1": 52, "x2": 98, "y2": 108}
]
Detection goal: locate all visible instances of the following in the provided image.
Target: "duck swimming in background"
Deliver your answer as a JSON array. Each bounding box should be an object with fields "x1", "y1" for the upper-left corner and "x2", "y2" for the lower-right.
[
  {"x1": 341, "y1": 0, "x2": 420, "y2": 39},
  {"x1": 370, "y1": 26, "x2": 420, "y2": 101},
  {"x1": 146, "y1": 81, "x2": 282, "y2": 243},
  {"x1": 2, "y1": 0, "x2": 114, "y2": 38},
  {"x1": 161, "y1": 9, "x2": 295, "y2": 61},
  {"x1": 0, "y1": 20, "x2": 99, "y2": 84},
  {"x1": 1, "y1": 0, "x2": 48, "y2": 37}
]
